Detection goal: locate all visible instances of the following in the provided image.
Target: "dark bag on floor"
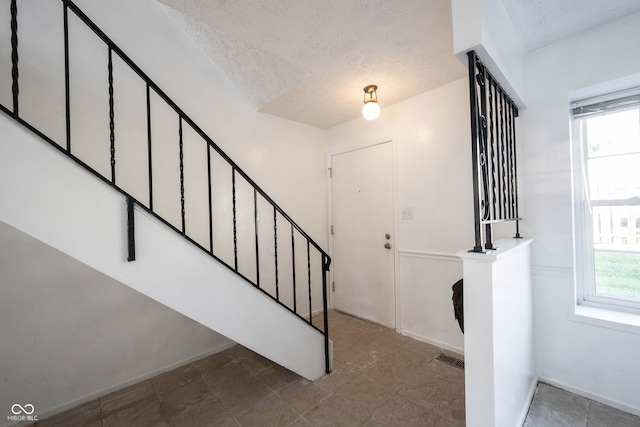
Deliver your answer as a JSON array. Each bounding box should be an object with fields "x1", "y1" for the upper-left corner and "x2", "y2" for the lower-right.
[{"x1": 452, "y1": 279, "x2": 464, "y2": 333}]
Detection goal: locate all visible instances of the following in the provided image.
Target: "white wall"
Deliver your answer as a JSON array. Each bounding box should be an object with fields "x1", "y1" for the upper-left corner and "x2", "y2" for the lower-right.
[
  {"x1": 451, "y1": 0, "x2": 526, "y2": 105},
  {"x1": 521, "y1": 11, "x2": 640, "y2": 415},
  {"x1": 327, "y1": 79, "x2": 476, "y2": 352},
  {"x1": 0, "y1": 0, "x2": 328, "y2": 250},
  {"x1": 77, "y1": 0, "x2": 330, "y2": 248},
  {"x1": 0, "y1": 220, "x2": 233, "y2": 426}
]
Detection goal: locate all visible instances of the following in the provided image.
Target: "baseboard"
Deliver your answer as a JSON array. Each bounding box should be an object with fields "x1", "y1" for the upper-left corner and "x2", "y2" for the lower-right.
[
  {"x1": 399, "y1": 328, "x2": 464, "y2": 355},
  {"x1": 516, "y1": 379, "x2": 538, "y2": 427},
  {"x1": 537, "y1": 376, "x2": 640, "y2": 417},
  {"x1": 21, "y1": 340, "x2": 236, "y2": 426}
]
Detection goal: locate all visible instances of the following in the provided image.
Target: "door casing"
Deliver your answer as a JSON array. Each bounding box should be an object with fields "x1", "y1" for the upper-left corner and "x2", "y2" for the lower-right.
[{"x1": 326, "y1": 136, "x2": 400, "y2": 330}]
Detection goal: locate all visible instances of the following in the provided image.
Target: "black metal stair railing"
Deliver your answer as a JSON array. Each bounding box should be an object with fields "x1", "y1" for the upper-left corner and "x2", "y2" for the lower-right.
[
  {"x1": 1, "y1": 0, "x2": 331, "y2": 374},
  {"x1": 467, "y1": 50, "x2": 522, "y2": 252}
]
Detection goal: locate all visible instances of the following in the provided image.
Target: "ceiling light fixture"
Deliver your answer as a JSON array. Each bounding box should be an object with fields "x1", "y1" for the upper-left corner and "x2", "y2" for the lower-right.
[{"x1": 362, "y1": 84, "x2": 380, "y2": 120}]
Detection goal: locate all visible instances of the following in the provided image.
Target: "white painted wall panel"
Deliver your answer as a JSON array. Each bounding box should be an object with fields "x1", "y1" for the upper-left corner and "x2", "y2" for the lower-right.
[
  {"x1": 399, "y1": 252, "x2": 464, "y2": 352},
  {"x1": 522, "y1": 11, "x2": 640, "y2": 415}
]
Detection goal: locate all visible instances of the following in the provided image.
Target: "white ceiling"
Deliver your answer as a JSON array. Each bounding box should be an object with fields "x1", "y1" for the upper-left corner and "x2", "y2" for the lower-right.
[
  {"x1": 156, "y1": 0, "x2": 640, "y2": 129},
  {"x1": 501, "y1": 0, "x2": 640, "y2": 52}
]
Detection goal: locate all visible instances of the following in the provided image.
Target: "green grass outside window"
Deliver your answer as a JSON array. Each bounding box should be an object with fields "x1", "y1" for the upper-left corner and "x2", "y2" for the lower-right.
[{"x1": 594, "y1": 251, "x2": 640, "y2": 300}]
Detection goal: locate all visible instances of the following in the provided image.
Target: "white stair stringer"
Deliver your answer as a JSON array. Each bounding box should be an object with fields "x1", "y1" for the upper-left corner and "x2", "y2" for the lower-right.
[{"x1": 0, "y1": 114, "x2": 331, "y2": 381}]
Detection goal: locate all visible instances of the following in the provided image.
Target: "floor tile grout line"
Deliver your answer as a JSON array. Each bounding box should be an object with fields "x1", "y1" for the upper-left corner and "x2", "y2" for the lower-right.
[
  {"x1": 98, "y1": 397, "x2": 104, "y2": 427},
  {"x1": 36, "y1": 311, "x2": 465, "y2": 427},
  {"x1": 148, "y1": 375, "x2": 173, "y2": 427},
  {"x1": 357, "y1": 388, "x2": 403, "y2": 427},
  {"x1": 35, "y1": 311, "x2": 640, "y2": 427}
]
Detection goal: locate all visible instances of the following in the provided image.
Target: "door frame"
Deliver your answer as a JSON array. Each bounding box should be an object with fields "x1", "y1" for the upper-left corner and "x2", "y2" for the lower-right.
[{"x1": 325, "y1": 135, "x2": 401, "y2": 330}]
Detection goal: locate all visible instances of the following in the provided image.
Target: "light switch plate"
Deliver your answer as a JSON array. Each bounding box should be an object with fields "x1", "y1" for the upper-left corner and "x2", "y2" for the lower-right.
[{"x1": 401, "y1": 207, "x2": 413, "y2": 220}]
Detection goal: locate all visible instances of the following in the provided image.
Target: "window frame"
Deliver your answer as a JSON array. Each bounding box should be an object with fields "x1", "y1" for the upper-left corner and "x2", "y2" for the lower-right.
[{"x1": 571, "y1": 88, "x2": 640, "y2": 315}]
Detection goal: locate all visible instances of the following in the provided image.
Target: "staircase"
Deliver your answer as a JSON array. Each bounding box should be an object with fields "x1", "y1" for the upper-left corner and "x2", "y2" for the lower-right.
[{"x1": 0, "y1": 0, "x2": 331, "y2": 381}]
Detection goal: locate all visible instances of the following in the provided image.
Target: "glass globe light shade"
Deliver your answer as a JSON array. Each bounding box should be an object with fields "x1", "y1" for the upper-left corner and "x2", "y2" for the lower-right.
[{"x1": 362, "y1": 101, "x2": 380, "y2": 120}]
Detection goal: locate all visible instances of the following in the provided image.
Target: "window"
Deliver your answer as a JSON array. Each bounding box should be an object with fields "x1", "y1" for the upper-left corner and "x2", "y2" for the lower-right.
[{"x1": 572, "y1": 88, "x2": 640, "y2": 312}]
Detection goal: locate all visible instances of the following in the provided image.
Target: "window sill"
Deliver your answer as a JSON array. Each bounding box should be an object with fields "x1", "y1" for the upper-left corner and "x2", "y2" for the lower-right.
[{"x1": 570, "y1": 304, "x2": 640, "y2": 335}]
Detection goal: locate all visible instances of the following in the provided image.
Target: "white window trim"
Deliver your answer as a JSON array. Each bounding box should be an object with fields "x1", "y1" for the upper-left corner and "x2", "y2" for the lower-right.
[
  {"x1": 571, "y1": 91, "x2": 640, "y2": 316},
  {"x1": 569, "y1": 305, "x2": 640, "y2": 335}
]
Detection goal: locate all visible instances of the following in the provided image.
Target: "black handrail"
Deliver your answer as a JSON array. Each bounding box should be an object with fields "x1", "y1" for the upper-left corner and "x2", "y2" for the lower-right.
[
  {"x1": 1, "y1": 0, "x2": 331, "y2": 374},
  {"x1": 467, "y1": 50, "x2": 522, "y2": 252}
]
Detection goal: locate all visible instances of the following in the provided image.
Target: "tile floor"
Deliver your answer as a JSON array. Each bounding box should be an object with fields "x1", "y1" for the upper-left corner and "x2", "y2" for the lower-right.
[
  {"x1": 28, "y1": 310, "x2": 640, "y2": 426},
  {"x1": 524, "y1": 382, "x2": 640, "y2": 427},
  {"x1": 31, "y1": 310, "x2": 464, "y2": 426}
]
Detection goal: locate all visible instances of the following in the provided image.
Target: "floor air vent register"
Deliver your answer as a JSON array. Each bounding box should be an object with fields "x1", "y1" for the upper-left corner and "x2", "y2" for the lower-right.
[{"x1": 436, "y1": 353, "x2": 465, "y2": 370}]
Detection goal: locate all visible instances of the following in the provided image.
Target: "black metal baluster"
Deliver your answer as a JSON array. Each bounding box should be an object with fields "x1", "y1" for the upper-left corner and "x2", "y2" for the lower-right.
[
  {"x1": 10, "y1": 0, "x2": 18, "y2": 117},
  {"x1": 496, "y1": 89, "x2": 505, "y2": 220},
  {"x1": 274, "y1": 207, "x2": 279, "y2": 300},
  {"x1": 468, "y1": 51, "x2": 484, "y2": 252},
  {"x1": 127, "y1": 197, "x2": 136, "y2": 262},
  {"x1": 232, "y1": 168, "x2": 238, "y2": 271},
  {"x1": 179, "y1": 117, "x2": 185, "y2": 234},
  {"x1": 64, "y1": 3, "x2": 71, "y2": 152},
  {"x1": 254, "y1": 188, "x2": 260, "y2": 287},
  {"x1": 477, "y1": 60, "x2": 495, "y2": 250},
  {"x1": 146, "y1": 83, "x2": 153, "y2": 210},
  {"x1": 207, "y1": 145, "x2": 213, "y2": 254},
  {"x1": 511, "y1": 103, "x2": 518, "y2": 220},
  {"x1": 307, "y1": 240, "x2": 312, "y2": 324},
  {"x1": 489, "y1": 79, "x2": 498, "y2": 222},
  {"x1": 291, "y1": 224, "x2": 297, "y2": 313},
  {"x1": 322, "y1": 254, "x2": 331, "y2": 374},
  {"x1": 500, "y1": 90, "x2": 509, "y2": 219},
  {"x1": 503, "y1": 95, "x2": 510, "y2": 219},
  {"x1": 478, "y1": 63, "x2": 491, "y2": 228},
  {"x1": 108, "y1": 47, "x2": 116, "y2": 184},
  {"x1": 511, "y1": 102, "x2": 522, "y2": 238},
  {"x1": 505, "y1": 100, "x2": 514, "y2": 219},
  {"x1": 497, "y1": 91, "x2": 502, "y2": 219},
  {"x1": 485, "y1": 79, "x2": 500, "y2": 249}
]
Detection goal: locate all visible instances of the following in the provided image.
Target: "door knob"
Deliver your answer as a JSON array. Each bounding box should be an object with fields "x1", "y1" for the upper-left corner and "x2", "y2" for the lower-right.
[{"x1": 384, "y1": 243, "x2": 391, "y2": 249}]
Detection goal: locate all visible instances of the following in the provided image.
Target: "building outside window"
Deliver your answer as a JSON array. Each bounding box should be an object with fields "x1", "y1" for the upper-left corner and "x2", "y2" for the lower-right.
[{"x1": 572, "y1": 88, "x2": 640, "y2": 312}]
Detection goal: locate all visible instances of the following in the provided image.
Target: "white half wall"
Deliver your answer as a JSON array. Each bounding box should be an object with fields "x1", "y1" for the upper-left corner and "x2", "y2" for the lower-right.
[
  {"x1": 458, "y1": 238, "x2": 536, "y2": 427},
  {"x1": 521, "y1": 11, "x2": 640, "y2": 415}
]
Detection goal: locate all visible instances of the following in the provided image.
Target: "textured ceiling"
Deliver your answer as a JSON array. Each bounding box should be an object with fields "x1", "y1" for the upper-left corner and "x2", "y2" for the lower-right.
[
  {"x1": 501, "y1": 0, "x2": 640, "y2": 52},
  {"x1": 157, "y1": 0, "x2": 465, "y2": 129},
  {"x1": 156, "y1": 0, "x2": 640, "y2": 129}
]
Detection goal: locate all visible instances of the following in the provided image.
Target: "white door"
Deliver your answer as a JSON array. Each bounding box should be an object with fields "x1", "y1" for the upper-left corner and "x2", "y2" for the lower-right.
[{"x1": 331, "y1": 142, "x2": 395, "y2": 328}]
